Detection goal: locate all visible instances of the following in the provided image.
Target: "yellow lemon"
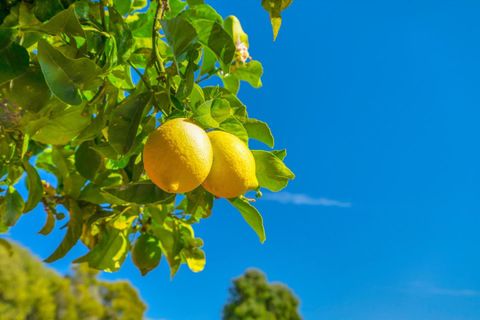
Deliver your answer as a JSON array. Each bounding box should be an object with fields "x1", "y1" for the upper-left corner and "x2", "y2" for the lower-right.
[
  {"x1": 143, "y1": 118, "x2": 213, "y2": 193},
  {"x1": 202, "y1": 131, "x2": 258, "y2": 198}
]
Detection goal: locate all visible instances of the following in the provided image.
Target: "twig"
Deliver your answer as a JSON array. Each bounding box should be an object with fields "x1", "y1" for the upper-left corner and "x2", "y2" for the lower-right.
[
  {"x1": 128, "y1": 61, "x2": 152, "y2": 90},
  {"x1": 196, "y1": 68, "x2": 221, "y2": 84},
  {"x1": 152, "y1": 0, "x2": 167, "y2": 76}
]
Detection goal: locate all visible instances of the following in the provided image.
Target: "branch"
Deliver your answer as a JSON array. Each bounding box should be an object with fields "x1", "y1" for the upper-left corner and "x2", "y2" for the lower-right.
[
  {"x1": 152, "y1": 0, "x2": 168, "y2": 76},
  {"x1": 128, "y1": 61, "x2": 152, "y2": 91}
]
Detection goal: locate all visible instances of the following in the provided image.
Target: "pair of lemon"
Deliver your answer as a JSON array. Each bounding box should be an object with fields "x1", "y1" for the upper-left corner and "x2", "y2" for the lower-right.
[{"x1": 143, "y1": 118, "x2": 258, "y2": 198}]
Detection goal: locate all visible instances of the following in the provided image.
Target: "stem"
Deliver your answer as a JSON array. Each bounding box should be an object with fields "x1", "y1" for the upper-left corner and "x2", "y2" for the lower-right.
[
  {"x1": 196, "y1": 68, "x2": 221, "y2": 84},
  {"x1": 99, "y1": 0, "x2": 107, "y2": 31},
  {"x1": 129, "y1": 61, "x2": 163, "y2": 112},
  {"x1": 152, "y1": 0, "x2": 167, "y2": 75},
  {"x1": 129, "y1": 61, "x2": 152, "y2": 91}
]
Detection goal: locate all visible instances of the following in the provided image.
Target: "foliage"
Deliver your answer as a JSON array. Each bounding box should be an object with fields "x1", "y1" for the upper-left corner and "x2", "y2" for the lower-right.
[
  {"x1": 0, "y1": 240, "x2": 146, "y2": 320},
  {"x1": 0, "y1": 0, "x2": 294, "y2": 276},
  {"x1": 223, "y1": 269, "x2": 302, "y2": 320}
]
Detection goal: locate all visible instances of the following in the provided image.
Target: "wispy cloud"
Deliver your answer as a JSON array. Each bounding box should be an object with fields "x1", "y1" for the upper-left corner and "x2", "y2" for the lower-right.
[
  {"x1": 409, "y1": 281, "x2": 480, "y2": 297},
  {"x1": 263, "y1": 192, "x2": 352, "y2": 208}
]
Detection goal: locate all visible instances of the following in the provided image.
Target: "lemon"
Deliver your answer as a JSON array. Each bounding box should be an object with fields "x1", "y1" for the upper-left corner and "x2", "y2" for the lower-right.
[
  {"x1": 202, "y1": 131, "x2": 258, "y2": 198},
  {"x1": 143, "y1": 118, "x2": 213, "y2": 193}
]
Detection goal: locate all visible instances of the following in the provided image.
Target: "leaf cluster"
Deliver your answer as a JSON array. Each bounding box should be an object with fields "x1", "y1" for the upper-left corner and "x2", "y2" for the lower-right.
[{"x1": 0, "y1": 0, "x2": 294, "y2": 276}]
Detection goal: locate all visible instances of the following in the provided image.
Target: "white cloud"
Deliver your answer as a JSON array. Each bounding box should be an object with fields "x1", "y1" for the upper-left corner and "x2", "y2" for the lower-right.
[
  {"x1": 263, "y1": 192, "x2": 352, "y2": 208},
  {"x1": 409, "y1": 281, "x2": 480, "y2": 297}
]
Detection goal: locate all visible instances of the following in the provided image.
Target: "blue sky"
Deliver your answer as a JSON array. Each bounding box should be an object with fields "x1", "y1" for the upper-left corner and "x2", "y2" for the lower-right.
[{"x1": 8, "y1": 0, "x2": 480, "y2": 319}]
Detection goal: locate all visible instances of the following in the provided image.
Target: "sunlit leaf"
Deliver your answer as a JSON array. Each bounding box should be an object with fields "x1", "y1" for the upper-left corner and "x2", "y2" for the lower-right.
[
  {"x1": 103, "y1": 182, "x2": 175, "y2": 205},
  {"x1": 1, "y1": 187, "x2": 25, "y2": 227},
  {"x1": 75, "y1": 226, "x2": 129, "y2": 272},
  {"x1": 161, "y1": 16, "x2": 197, "y2": 59},
  {"x1": 38, "y1": 209, "x2": 55, "y2": 235},
  {"x1": 252, "y1": 150, "x2": 295, "y2": 192},
  {"x1": 37, "y1": 39, "x2": 101, "y2": 105},
  {"x1": 244, "y1": 118, "x2": 274, "y2": 148},
  {"x1": 229, "y1": 197, "x2": 266, "y2": 243},
  {"x1": 32, "y1": 105, "x2": 91, "y2": 145},
  {"x1": 75, "y1": 141, "x2": 103, "y2": 181},
  {"x1": 219, "y1": 117, "x2": 248, "y2": 143},
  {"x1": 261, "y1": 0, "x2": 293, "y2": 40},
  {"x1": 33, "y1": 6, "x2": 85, "y2": 38},
  {"x1": 23, "y1": 161, "x2": 43, "y2": 213},
  {"x1": 183, "y1": 247, "x2": 206, "y2": 272},
  {"x1": 108, "y1": 92, "x2": 152, "y2": 155},
  {"x1": 45, "y1": 200, "x2": 84, "y2": 263}
]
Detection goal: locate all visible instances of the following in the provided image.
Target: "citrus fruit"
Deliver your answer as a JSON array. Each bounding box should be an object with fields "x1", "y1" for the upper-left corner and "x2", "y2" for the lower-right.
[
  {"x1": 132, "y1": 234, "x2": 162, "y2": 276},
  {"x1": 143, "y1": 118, "x2": 213, "y2": 193},
  {"x1": 202, "y1": 131, "x2": 258, "y2": 198}
]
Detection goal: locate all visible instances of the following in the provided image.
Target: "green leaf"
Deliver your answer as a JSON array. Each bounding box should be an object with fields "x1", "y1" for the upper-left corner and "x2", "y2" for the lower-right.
[
  {"x1": 75, "y1": 141, "x2": 103, "y2": 181},
  {"x1": 182, "y1": 4, "x2": 222, "y2": 23},
  {"x1": 261, "y1": 0, "x2": 293, "y2": 40},
  {"x1": 129, "y1": 9, "x2": 155, "y2": 38},
  {"x1": 151, "y1": 219, "x2": 181, "y2": 277},
  {"x1": 252, "y1": 150, "x2": 295, "y2": 192},
  {"x1": 161, "y1": 16, "x2": 198, "y2": 59},
  {"x1": 131, "y1": 233, "x2": 162, "y2": 275},
  {"x1": 229, "y1": 197, "x2": 266, "y2": 243},
  {"x1": 50, "y1": 147, "x2": 86, "y2": 199},
  {"x1": 231, "y1": 60, "x2": 263, "y2": 88},
  {"x1": 8, "y1": 69, "x2": 51, "y2": 113},
  {"x1": 181, "y1": 6, "x2": 235, "y2": 65},
  {"x1": 132, "y1": 0, "x2": 148, "y2": 10},
  {"x1": 109, "y1": 6, "x2": 134, "y2": 63},
  {"x1": 75, "y1": 226, "x2": 129, "y2": 272},
  {"x1": 200, "y1": 47, "x2": 217, "y2": 75},
  {"x1": 166, "y1": 0, "x2": 187, "y2": 19},
  {"x1": 272, "y1": 149, "x2": 287, "y2": 160},
  {"x1": 0, "y1": 42, "x2": 29, "y2": 84},
  {"x1": 219, "y1": 117, "x2": 248, "y2": 143},
  {"x1": 222, "y1": 73, "x2": 240, "y2": 94},
  {"x1": 0, "y1": 27, "x2": 14, "y2": 50},
  {"x1": 113, "y1": 0, "x2": 132, "y2": 15},
  {"x1": 23, "y1": 161, "x2": 43, "y2": 213},
  {"x1": 177, "y1": 187, "x2": 213, "y2": 221},
  {"x1": 34, "y1": 6, "x2": 85, "y2": 38},
  {"x1": 32, "y1": 105, "x2": 91, "y2": 145},
  {"x1": 33, "y1": 0, "x2": 64, "y2": 22},
  {"x1": 183, "y1": 247, "x2": 206, "y2": 272},
  {"x1": 74, "y1": 114, "x2": 106, "y2": 143},
  {"x1": 244, "y1": 118, "x2": 274, "y2": 148},
  {"x1": 187, "y1": 0, "x2": 204, "y2": 6},
  {"x1": 1, "y1": 187, "x2": 25, "y2": 227},
  {"x1": 38, "y1": 209, "x2": 55, "y2": 235},
  {"x1": 193, "y1": 98, "x2": 231, "y2": 128},
  {"x1": 203, "y1": 86, "x2": 247, "y2": 121},
  {"x1": 103, "y1": 182, "x2": 175, "y2": 205},
  {"x1": 108, "y1": 92, "x2": 151, "y2": 155},
  {"x1": 45, "y1": 200, "x2": 84, "y2": 263},
  {"x1": 37, "y1": 39, "x2": 101, "y2": 105}
]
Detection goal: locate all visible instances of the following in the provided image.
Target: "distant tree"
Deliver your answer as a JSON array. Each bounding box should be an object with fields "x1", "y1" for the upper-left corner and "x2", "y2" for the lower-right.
[
  {"x1": 0, "y1": 241, "x2": 146, "y2": 320},
  {"x1": 223, "y1": 269, "x2": 302, "y2": 320}
]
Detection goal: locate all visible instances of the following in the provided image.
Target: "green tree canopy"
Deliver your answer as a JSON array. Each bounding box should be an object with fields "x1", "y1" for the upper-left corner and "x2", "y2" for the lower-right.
[
  {"x1": 0, "y1": 241, "x2": 146, "y2": 320},
  {"x1": 223, "y1": 269, "x2": 302, "y2": 320}
]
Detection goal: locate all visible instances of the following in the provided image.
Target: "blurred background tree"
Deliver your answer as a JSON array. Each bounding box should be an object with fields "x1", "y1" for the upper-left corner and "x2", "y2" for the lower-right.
[
  {"x1": 223, "y1": 269, "x2": 302, "y2": 320},
  {"x1": 0, "y1": 241, "x2": 146, "y2": 320}
]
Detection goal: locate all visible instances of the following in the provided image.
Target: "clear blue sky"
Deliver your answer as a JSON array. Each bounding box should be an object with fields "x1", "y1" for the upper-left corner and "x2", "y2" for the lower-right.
[{"x1": 8, "y1": 0, "x2": 480, "y2": 319}]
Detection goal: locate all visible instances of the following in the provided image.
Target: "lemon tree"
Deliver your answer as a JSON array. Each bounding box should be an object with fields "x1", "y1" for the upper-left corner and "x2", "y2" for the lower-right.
[{"x1": 0, "y1": 0, "x2": 294, "y2": 277}]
